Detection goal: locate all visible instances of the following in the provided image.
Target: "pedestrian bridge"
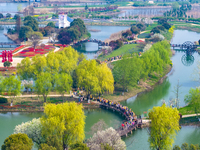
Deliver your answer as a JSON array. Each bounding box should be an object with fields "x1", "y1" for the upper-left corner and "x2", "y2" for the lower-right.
[{"x1": 100, "y1": 103, "x2": 143, "y2": 137}]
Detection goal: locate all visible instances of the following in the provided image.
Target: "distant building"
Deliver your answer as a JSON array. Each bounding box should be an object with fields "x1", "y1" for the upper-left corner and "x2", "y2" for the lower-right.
[{"x1": 58, "y1": 14, "x2": 73, "y2": 28}]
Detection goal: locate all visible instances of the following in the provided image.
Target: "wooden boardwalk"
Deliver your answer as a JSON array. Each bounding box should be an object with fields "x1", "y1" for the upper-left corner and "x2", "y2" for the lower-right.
[{"x1": 100, "y1": 103, "x2": 142, "y2": 137}]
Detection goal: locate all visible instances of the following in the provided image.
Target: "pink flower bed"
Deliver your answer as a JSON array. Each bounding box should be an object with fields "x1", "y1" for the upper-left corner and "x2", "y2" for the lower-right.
[{"x1": 13, "y1": 45, "x2": 55, "y2": 57}]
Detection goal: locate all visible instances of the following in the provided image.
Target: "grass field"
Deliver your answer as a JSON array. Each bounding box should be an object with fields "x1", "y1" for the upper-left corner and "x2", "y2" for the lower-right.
[
  {"x1": 98, "y1": 44, "x2": 139, "y2": 61},
  {"x1": 178, "y1": 104, "x2": 195, "y2": 115},
  {"x1": 145, "y1": 23, "x2": 158, "y2": 30},
  {"x1": 138, "y1": 32, "x2": 150, "y2": 38}
]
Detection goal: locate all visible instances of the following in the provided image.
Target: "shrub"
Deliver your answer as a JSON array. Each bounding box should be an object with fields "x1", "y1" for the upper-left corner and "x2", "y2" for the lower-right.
[
  {"x1": 151, "y1": 27, "x2": 160, "y2": 34},
  {"x1": 0, "y1": 97, "x2": 8, "y2": 103}
]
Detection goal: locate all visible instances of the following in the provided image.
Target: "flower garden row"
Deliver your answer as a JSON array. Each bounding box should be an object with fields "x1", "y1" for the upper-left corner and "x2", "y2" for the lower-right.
[
  {"x1": 11, "y1": 44, "x2": 70, "y2": 58},
  {"x1": 0, "y1": 104, "x2": 34, "y2": 109},
  {"x1": 13, "y1": 45, "x2": 55, "y2": 57}
]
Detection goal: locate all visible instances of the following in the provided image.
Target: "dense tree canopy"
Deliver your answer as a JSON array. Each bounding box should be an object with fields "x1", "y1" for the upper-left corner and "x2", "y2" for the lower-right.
[
  {"x1": 24, "y1": 16, "x2": 39, "y2": 31},
  {"x1": 6, "y1": 13, "x2": 11, "y2": 18},
  {"x1": 14, "y1": 14, "x2": 20, "y2": 20},
  {"x1": 1, "y1": 133, "x2": 33, "y2": 150},
  {"x1": 17, "y1": 47, "x2": 81, "y2": 81},
  {"x1": 76, "y1": 59, "x2": 114, "y2": 94},
  {"x1": 113, "y1": 40, "x2": 171, "y2": 90},
  {"x1": 184, "y1": 87, "x2": 200, "y2": 116},
  {"x1": 41, "y1": 102, "x2": 85, "y2": 149},
  {"x1": 57, "y1": 18, "x2": 89, "y2": 44},
  {"x1": 130, "y1": 26, "x2": 140, "y2": 34},
  {"x1": 47, "y1": 21, "x2": 55, "y2": 28},
  {"x1": 113, "y1": 55, "x2": 142, "y2": 91},
  {"x1": 148, "y1": 104, "x2": 180, "y2": 150},
  {"x1": 19, "y1": 26, "x2": 33, "y2": 41}
]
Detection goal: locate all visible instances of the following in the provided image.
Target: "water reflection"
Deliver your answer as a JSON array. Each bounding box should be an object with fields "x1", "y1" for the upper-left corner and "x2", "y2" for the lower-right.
[
  {"x1": 121, "y1": 79, "x2": 171, "y2": 115},
  {"x1": 181, "y1": 54, "x2": 195, "y2": 66}
]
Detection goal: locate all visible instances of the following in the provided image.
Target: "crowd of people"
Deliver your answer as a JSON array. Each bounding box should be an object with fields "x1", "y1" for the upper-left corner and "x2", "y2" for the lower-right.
[
  {"x1": 102, "y1": 55, "x2": 122, "y2": 63},
  {"x1": 97, "y1": 97, "x2": 138, "y2": 130},
  {"x1": 75, "y1": 91, "x2": 138, "y2": 131}
]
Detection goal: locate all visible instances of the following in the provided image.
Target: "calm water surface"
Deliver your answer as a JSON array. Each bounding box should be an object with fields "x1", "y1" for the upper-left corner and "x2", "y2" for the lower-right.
[
  {"x1": 0, "y1": 3, "x2": 28, "y2": 14},
  {"x1": 1, "y1": 29, "x2": 200, "y2": 149}
]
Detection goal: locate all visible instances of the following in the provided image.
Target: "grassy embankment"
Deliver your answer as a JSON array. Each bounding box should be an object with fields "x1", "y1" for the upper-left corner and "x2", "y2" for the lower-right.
[
  {"x1": 98, "y1": 44, "x2": 140, "y2": 61},
  {"x1": 178, "y1": 104, "x2": 196, "y2": 115},
  {"x1": 169, "y1": 21, "x2": 200, "y2": 33}
]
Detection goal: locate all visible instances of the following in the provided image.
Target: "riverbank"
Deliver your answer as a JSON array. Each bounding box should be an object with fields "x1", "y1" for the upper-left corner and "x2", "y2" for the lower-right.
[
  {"x1": 4, "y1": 33, "x2": 20, "y2": 44},
  {"x1": 103, "y1": 65, "x2": 172, "y2": 102}
]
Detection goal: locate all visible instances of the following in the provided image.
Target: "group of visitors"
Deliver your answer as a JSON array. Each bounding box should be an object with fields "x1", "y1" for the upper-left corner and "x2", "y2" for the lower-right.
[
  {"x1": 97, "y1": 97, "x2": 137, "y2": 130},
  {"x1": 102, "y1": 55, "x2": 122, "y2": 63},
  {"x1": 76, "y1": 92, "x2": 138, "y2": 130}
]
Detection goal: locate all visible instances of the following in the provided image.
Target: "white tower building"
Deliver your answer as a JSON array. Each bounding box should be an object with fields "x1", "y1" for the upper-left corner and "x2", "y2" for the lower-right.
[{"x1": 59, "y1": 14, "x2": 70, "y2": 28}]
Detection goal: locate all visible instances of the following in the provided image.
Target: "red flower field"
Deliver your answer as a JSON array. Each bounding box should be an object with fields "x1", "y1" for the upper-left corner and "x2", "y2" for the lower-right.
[{"x1": 13, "y1": 45, "x2": 55, "y2": 57}]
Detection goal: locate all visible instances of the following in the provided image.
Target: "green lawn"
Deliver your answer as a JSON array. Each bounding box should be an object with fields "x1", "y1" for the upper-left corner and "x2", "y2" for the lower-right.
[
  {"x1": 178, "y1": 104, "x2": 195, "y2": 115},
  {"x1": 98, "y1": 44, "x2": 139, "y2": 61},
  {"x1": 146, "y1": 23, "x2": 158, "y2": 30},
  {"x1": 138, "y1": 32, "x2": 150, "y2": 38}
]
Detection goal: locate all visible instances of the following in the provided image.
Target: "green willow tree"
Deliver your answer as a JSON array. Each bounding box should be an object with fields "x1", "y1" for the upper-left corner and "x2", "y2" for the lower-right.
[
  {"x1": 76, "y1": 59, "x2": 114, "y2": 95},
  {"x1": 41, "y1": 102, "x2": 85, "y2": 149},
  {"x1": 54, "y1": 73, "x2": 73, "y2": 102},
  {"x1": 148, "y1": 104, "x2": 180, "y2": 150},
  {"x1": 17, "y1": 46, "x2": 84, "y2": 102}
]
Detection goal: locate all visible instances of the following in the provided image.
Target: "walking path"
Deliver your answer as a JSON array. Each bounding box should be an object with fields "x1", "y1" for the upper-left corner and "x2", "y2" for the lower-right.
[{"x1": 182, "y1": 114, "x2": 200, "y2": 118}]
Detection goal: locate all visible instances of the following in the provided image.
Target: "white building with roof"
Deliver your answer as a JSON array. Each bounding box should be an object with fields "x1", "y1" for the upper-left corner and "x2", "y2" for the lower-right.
[{"x1": 58, "y1": 14, "x2": 72, "y2": 28}]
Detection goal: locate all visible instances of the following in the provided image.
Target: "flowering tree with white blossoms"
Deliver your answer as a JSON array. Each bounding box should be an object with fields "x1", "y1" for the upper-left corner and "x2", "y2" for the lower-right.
[
  {"x1": 87, "y1": 127, "x2": 126, "y2": 150},
  {"x1": 143, "y1": 44, "x2": 152, "y2": 52},
  {"x1": 151, "y1": 33, "x2": 165, "y2": 41},
  {"x1": 21, "y1": 80, "x2": 34, "y2": 93},
  {"x1": 14, "y1": 118, "x2": 44, "y2": 145}
]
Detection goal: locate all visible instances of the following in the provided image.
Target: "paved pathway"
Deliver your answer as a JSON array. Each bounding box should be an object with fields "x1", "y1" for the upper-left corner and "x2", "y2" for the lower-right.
[{"x1": 182, "y1": 114, "x2": 200, "y2": 118}]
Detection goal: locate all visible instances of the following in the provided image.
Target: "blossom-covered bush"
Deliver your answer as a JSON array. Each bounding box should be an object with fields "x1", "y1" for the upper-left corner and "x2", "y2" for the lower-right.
[
  {"x1": 87, "y1": 127, "x2": 126, "y2": 150},
  {"x1": 143, "y1": 43, "x2": 152, "y2": 52},
  {"x1": 14, "y1": 118, "x2": 44, "y2": 145},
  {"x1": 150, "y1": 33, "x2": 165, "y2": 42}
]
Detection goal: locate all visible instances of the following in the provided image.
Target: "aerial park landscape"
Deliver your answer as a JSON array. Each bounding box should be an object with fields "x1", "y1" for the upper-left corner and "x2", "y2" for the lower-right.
[{"x1": 1, "y1": 0, "x2": 200, "y2": 150}]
